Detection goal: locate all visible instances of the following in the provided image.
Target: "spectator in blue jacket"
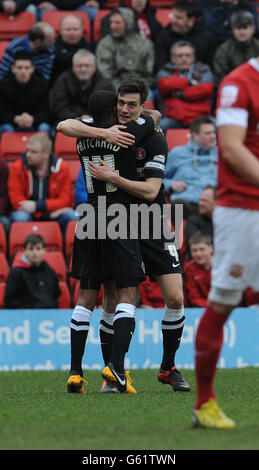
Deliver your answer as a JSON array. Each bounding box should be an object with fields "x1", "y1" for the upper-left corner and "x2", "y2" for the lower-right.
[
  {"x1": 196, "y1": 0, "x2": 258, "y2": 44},
  {"x1": 0, "y1": 21, "x2": 55, "y2": 81},
  {"x1": 75, "y1": 166, "x2": 88, "y2": 207},
  {"x1": 164, "y1": 116, "x2": 217, "y2": 212}
]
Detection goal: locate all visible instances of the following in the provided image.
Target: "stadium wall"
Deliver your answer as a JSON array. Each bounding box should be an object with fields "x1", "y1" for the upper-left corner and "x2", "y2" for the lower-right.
[{"x1": 0, "y1": 308, "x2": 258, "y2": 371}]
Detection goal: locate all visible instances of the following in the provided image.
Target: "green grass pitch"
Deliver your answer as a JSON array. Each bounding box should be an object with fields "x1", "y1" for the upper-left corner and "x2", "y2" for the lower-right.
[{"x1": 0, "y1": 367, "x2": 258, "y2": 451}]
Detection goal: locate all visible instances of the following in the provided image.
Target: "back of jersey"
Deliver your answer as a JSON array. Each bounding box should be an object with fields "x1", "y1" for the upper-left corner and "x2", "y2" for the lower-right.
[{"x1": 76, "y1": 116, "x2": 154, "y2": 209}]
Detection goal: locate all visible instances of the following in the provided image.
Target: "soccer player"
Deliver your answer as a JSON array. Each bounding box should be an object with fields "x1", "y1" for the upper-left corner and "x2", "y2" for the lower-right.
[
  {"x1": 89, "y1": 78, "x2": 190, "y2": 393},
  {"x1": 57, "y1": 90, "x2": 160, "y2": 394},
  {"x1": 192, "y1": 57, "x2": 259, "y2": 429}
]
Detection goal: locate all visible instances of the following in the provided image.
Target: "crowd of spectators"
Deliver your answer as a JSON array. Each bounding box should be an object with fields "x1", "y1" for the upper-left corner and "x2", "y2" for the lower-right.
[{"x1": 1, "y1": 0, "x2": 259, "y2": 309}]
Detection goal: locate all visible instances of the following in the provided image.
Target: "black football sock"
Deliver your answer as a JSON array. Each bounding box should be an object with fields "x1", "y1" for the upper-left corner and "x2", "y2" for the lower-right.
[
  {"x1": 161, "y1": 306, "x2": 185, "y2": 371},
  {"x1": 110, "y1": 303, "x2": 136, "y2": 374},
  {"x1": 70, "y1": 305, "x2": 93, "y2": 377},
  {"x1": 99, "y1": 311, "x2": 114, "y2": 366}
]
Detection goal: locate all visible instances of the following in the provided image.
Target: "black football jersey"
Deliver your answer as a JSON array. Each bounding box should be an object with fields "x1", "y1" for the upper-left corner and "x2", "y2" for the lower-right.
[
  {"x1": 76, "y1": 116, "x2": 154, "y2": 208},
  {"x1": 135, "y1": 130, "x2": 168, "y2": 206}
]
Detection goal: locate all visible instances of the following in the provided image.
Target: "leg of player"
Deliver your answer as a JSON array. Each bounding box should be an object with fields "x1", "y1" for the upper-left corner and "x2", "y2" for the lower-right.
[
  {"x1": 192, "y1": 298, "x2": 236, "y2": 429},
  {"x1": 156, "y1": 273, "x2": 191, "y2": 392},
  {"x1": 67, "y1": 288, "x2": 99, "y2": 394},
  {"x1": 101, "y1": 286, "x2": 138, "y2": 394}
]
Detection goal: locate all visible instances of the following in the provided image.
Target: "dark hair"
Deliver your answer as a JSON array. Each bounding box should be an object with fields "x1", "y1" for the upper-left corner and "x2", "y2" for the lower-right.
[
  {"x1": 118, "y1": 78, "x2": 149, "y2": 105},
  {"x1": 190, "y1": 116, "x2": 215, "y2": 134},
  {"x1": 231, "y1": 10, "x2": 254, "y2": 28},
  {"x1": 189, "y1": 231, "x2": 212, "y2": 246},
  {"x1": 23, "y1": 234, "x2": 46, "y2": 248},
  {"x1": 13, "y1": 51, "x2": 33, "y2": 63},
  {"x1": 173, "y1": 1, "x2": 201, "y2": 18},
  {"x1": 28, "y1": 24, "x2": 45, "y2": 42},
  {"x1": 88, "y1": 90, "x2": 117, "y2": 125},
  {"x1": 202, "y1": 185, "x2": 217, "y2": 199}
]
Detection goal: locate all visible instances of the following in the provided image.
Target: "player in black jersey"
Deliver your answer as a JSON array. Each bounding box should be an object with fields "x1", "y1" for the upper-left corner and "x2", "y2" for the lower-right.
[
  {"x1": 57, "y1": 90, "x2": 161, "y2": 394},
  {"x1": 89, "y1": 79, "x2": 190, "y2": 393}
]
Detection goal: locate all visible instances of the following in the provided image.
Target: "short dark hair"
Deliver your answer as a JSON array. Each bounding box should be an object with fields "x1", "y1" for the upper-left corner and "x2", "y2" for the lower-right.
[
  {"x1": 231, "y1": 10, "x2": 254, "y2": 28},
  {"x1": 189, "y1": 231, "x2": 212, "y2": 246},
  {"x1": 118, "y1": 78, "x2": 149, "y2": 105},
  {"x1": 190, "y1": 116, "x2": 215, "y2": 134},
  {"x1": 88, "y1": 90, "x2": 117, "y2": 124},
  {"x1": 13, "y1": 51, "x2": 33, "y2": 64},
  {"x1": 28, "y1": 24, "x2": 45, "y2": 42},
  {"x1": 173, "y1": 1, "x2": 200, "y2": 18},
  {"x1": 202, "y1": 185, "x2": 217, "y2": 199},
  {"x1": 23, "y1": 234, "x2": 46, "y2": 248}
]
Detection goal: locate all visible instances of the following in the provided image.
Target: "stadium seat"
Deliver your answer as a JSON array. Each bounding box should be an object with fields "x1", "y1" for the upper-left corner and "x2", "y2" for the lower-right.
[
  {"x1": 143, "y1": 99, "x2": 155, "y2": 110},
  {"x1": 165, "y1": 129, "x2": 191, "y2": 150},
  {"x1": 41, "y1": 11, "x2": 91, "y2": 42},
  {"x1": 54, "y1": 133, "x2": 77, "y2": 160},
  {"x1": 155, "y1": 8, "x2": 172, "y2": 27},
  {"x1": 0, "y1": 223, "x2": 7, "y2": 254},
  {"x1": 12, "y1": 250, "x2": 67, "y2": 281},
  {"x1": 9, "y1": 221, "x2": 63, "y2": 258},
  {"x1": 0, "y1": 12, "x2": 35, "y2": 39},
  {"x1": 0, "y1": 282, "x2": 6, "y2": 308},
  {"x1": 103, "y1": 0, "x2": 119, "y2": 7},
  {"x1": 0, "y1": 40, "x2": 10, "y2": 60},
  {"x1": 66, "y1": 160, "x2": 81, "y2": 187},
  {"x1": 0, "y1": 131, "x2": 47, "y2": 161},
  {"x1": 65, "y1": 220, "x2": 77, "y2": 259},
  {"x1": 0, "y1": 253, "x2": 9, "y2": 282},
  {"x1": 92, "y1": 9, "x2": 111, "y2": 42},
  {"x1": 58, "y1": 281, "x2": 71, "y2": 308}
]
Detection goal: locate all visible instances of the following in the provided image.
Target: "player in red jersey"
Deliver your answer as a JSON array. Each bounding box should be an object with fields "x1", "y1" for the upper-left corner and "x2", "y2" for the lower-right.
[{"x1": 192, "y1": 58, "x2": 259, "y2": 429}]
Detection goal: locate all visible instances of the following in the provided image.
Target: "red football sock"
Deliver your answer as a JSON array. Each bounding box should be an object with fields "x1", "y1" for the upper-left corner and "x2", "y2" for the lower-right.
[{"x1": 195, "y1": 306, "x2": 229, "y2": 410}]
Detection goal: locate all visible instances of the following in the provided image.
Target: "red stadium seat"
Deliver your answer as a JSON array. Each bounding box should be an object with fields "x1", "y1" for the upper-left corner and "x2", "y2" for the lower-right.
[
  {"x1": 54, "y1": 133, "x2": 77, "y2": 160},
  {"x1": 165, "y1": 129, "x2": 191, "y2": 150},
  {"x1": 65, "y1": 220, "x2": 77, "y2": 259},
  {"x1": 0, "y1": 282, "x2": 6, "y2": 308},
  {"x1": 0, "y1": 253, "x2": 9, "y2": 282},
  {"x1": 103, "y1": 0, "x2": 119, "y2": 7},
  {"x1": 93, "y1": 9, "x2": 111, "y2": 42},
  {"x1": 0, "y1": 12, "x2": 35, "y2": 39},
  {"x1": 66, "y1": 160, "x2": 81, "y2": 187},
  {"x1": 9, "y1": 221, "x2": 63, "y2": 258},
  {"x1": 155, "y1": 8, "x2": 172, "y2": 27},
  {"x1": 0, "y1": 131, "x2": 47, "y2": 161},
  {"x1": 41, "y1": 10, "x2": 91, "y2": 42},
  {"x1": 0, "y1": 223, "x2": 7, "y2": 254},
  {"x1": 0, "y1": 40, "x2": 10, "y2": 60},
  {"x1": 58, "y1": 281, "x2": 71, "y2": 308}
]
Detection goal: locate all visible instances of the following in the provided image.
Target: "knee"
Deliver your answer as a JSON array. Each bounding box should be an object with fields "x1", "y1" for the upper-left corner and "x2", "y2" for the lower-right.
[
  {"x1": 102, "y1": 295, "x2": 117, "y2": 314},
  {"x1": 10, "y1": 211, "x2": 32, "y2": 222},
  {"x1": 165, "y1": 291, "x2": 184, "y2": 310}
]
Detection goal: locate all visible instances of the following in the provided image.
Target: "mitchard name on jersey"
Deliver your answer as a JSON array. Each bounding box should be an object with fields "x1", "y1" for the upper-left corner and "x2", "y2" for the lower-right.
[{"x1": 77, "y1": 138, "x2": 120, "y2": 153}]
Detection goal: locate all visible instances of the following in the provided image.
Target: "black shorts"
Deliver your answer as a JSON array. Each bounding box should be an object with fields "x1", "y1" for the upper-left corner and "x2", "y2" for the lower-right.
[
  {"x1": 70, "y1": 235, "x2": 145, "y2": 288},
  {"x1": 140, "y1": 237, "x2": 182, "y2": 279}
]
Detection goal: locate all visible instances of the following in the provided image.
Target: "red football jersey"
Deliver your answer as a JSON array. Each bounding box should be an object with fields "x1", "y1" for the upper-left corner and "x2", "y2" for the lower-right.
[{"x1": 216, "y1": 58, "x2": 259, "y2": 210}]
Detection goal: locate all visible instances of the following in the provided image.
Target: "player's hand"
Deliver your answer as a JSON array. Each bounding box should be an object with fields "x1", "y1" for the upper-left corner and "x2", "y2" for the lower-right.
[
  {"x1": 105, "y1": 125, "x2": 135, "y2": 148},
  {"x1": 89, "y1": 159, "x2": 114, "y2": 181}
]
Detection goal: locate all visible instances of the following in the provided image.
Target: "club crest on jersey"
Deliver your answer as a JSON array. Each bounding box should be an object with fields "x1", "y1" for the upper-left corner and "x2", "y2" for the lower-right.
[
  {"x1": 229, "y1": 264, "x2": 244, "y2": 278},
  {"x1": 136, "y1": 147, "x2": 146, "y2": 160}
]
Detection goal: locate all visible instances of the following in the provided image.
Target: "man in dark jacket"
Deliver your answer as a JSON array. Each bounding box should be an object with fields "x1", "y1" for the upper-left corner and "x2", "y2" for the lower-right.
[
  {"x1": 4, "y1": 234, "x2": 61, "y2": 309},
  {"x1": 0, "y1": 51, "x2": 51, "y2": 135},
  {"x1": 51, "y1": 13, "x2": 93, "y2": 85},
  {"x1": 51, "y1": 48, "x2": 115, "y2": 122},
  {"x1": 154, "y1": 1, "x2": 217, "y2": 72}
]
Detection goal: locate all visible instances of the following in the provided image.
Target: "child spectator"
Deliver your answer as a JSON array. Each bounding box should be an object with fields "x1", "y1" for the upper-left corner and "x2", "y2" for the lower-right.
[
  {"x1": 184, "y1": 231, "x2": 212, "y2": 307},
  {"x1": 4, "y1": 234, "x2": 61, "y2": 308}
]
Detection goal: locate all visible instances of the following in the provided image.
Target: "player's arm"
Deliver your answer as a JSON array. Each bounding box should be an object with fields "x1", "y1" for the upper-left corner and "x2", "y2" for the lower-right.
[
  {"x1": 56, "y1": 119, "x2": 135, "y2": 148},
  {"x1": 89, "y1": 159, "x2": 162, "y2": 201},
  {"x1": 219, "y1": 125, "x2": 259, "y2": 186}
]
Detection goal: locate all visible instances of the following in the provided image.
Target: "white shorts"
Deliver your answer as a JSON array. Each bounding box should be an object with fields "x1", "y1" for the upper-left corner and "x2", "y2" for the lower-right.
[{"x1": 210, "y1": 206, "x2": 259, "y2": 293}]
